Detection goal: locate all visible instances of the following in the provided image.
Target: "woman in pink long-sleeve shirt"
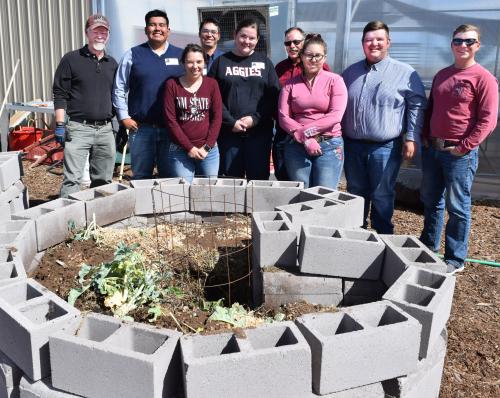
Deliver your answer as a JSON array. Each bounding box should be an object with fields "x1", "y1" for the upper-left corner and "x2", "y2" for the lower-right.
[{"x1": 278, "y1": 34, "x2": 348, "y2": 188}]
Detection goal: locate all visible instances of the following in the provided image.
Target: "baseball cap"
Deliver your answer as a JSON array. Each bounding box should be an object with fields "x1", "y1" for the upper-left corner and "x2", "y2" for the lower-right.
[{"x1": 85, "y1": 14, "x2": 110, "y2": 31}]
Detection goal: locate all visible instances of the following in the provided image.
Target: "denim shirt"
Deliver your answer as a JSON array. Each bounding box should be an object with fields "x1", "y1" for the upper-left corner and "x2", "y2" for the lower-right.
[{"x1": 342, "y1": 56, "x2": 427, "y2": 142}]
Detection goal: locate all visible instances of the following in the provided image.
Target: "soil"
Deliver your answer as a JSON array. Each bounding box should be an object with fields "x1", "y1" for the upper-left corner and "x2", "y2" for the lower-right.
[{"x1": 22, "y1": 160, "x2": 500, "y2": 398}]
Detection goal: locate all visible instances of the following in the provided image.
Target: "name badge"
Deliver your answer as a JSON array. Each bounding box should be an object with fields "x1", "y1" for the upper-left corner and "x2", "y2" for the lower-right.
[
  {"x1": 165, "y1": 58, "x2": 179, "y2": 66},
  {"x1": 252, "y1": 62, "x2": 265, "y2": 69}
]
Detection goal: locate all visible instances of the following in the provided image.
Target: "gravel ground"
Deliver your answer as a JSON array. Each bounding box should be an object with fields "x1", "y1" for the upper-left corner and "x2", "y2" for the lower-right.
[{"x1": 21, "y1": 161, "x2": 500, "y2": 397}]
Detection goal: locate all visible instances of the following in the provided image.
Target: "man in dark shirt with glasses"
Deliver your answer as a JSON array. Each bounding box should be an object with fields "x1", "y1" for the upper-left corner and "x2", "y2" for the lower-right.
[{"x1": 53, "y1": 14, "x2": 118, "y2": 198}]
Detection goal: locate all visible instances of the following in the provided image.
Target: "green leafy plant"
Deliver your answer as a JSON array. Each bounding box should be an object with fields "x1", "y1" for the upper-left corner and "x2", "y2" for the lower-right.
[
  {"x1": 68, "y1": 242, "x2": 166, "y2": 320},
  {"x1": 208, "y1": 303, "x2": 285, "y2": 328}
]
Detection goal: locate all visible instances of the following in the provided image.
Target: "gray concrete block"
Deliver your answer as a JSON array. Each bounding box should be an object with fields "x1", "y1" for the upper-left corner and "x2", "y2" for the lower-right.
[
  {"x1": 130, "y1": 178, "x2": 190, "y2": 215},
  {"x1": 276, "y1": 199, "x2": 348, "y2": 232},
  {"x1": 0, "y1": 154, "x2": 21, "y2": 192},
  {"x1": 380, "y1": 235, "x2": 446, "y2": 287},
  {"x1": 263, "y1": 266, "x2": 342, "y2": 307},
  {"x1": 19, "y1": 377, "x2": 78, "y2": 398},
  {"x1": 0, "y1": 181, "x2": 27, "y2": 217},
  {"x1": 189, "y1": 178, "x2": 246, "y2": 213},
  {"x1": 251, "y1": 211, "x2": 297, "y2": 268},
  {"x1": 0, "y1": 220, "x2": 36, "y2": 271},
  {"x1": 0, "y1": 279, "x2": 81, "y2": 381},
  {"x1": 0, "y1": 349, "x2": 22, "y2": 398},
  {"x1": 69, "y1": 183, "x2": 135, "y2": 226},
  {"x1": 246, "y1": 180, "x2": 303, "y2": 212},
  {"x1": 299, "y1": 186, "x2": 364, "y2": 228},
  {"x1": 181, "y1": 321, "x2": 311, "y2": 398},
  {"x1": 296, "y1": 301, "x2": 421, "y2": 394},
  {"x1": 12, "y1": 199, "x2": 85, "y2": 251},
  {"x1": 50, "y1": 312, "x2": 182, "y2": 398},
  {"x1": 342, "y1": 278, "x2": 387, "y2": 306},
  {"x1": 310, "y1": 381, "x2": 385, "y2": 397},
  {"x1": 0, "y1": 250, "x2": 26, "y2": 287},
  {"x1": 383, "y1": 266, "x2": 455, "y2": 359},
  {"x1": 298, "y1": 226, "x2": 385, "y2": 280},
  {"x1": 382, "y1": 328, "x2": 447, "y2": 398}
]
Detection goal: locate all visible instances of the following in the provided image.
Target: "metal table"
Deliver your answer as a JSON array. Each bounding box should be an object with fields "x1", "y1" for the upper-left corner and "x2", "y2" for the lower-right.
[{"x1": 0, "y1": 102, "x2": 54, "y2": 151}]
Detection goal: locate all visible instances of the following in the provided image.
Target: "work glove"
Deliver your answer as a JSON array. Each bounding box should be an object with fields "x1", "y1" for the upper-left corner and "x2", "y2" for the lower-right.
[{"x1": 55, "y1": 123, "x2": 66, "y2": 146}]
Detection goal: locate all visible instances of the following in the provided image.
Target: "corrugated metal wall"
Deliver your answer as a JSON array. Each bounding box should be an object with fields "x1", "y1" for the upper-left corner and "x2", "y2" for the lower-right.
[{"x1": 0, "y1": 0, "x2": 92, "y2": 104}]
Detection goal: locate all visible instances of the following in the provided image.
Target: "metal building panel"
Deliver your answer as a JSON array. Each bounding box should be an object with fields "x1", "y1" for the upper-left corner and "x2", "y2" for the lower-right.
[{"x1": 0, "y1": 0, "x2": 91, "y2": 105}]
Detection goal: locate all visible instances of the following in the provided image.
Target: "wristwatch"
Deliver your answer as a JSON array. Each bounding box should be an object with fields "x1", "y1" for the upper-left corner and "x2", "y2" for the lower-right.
[{"x1": 203, "y1": 144, "x2": 212, "y2": 152}]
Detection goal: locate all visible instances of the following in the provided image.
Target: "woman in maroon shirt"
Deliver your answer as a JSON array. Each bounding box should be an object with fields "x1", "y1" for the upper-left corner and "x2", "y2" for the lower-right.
[{"x1": 163, "y1": 43, "x2": 222, "y2": 182}]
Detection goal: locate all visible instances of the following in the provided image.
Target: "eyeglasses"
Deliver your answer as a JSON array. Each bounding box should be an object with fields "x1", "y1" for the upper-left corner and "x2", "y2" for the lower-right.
[
  {"x1": 284, "y1": 39, "x2": 303, "y2": 47},
  {"x1": 303, "y1": 53, "x2": 325, "y2": 61},
  {"x1": 201, "y1": 29, "x2": 219, "y2": 35},
  {"x1": 451, "y1": 38, "x2": 478, "y2": 47}
]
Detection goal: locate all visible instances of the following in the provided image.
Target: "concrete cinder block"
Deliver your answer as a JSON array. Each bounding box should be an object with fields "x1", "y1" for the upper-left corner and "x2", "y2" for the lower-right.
[
  {"x1": 181, "y1": 321, "x2": 311, "y2": 398},
  {"x1": 69, "y1": 183, "x2": 135, "y2": 226},
  {"x1": 296, "y1": 301, "x2": 421, "y2": 394},
  {"x1": 0, "y1": 181, "x2": 27, "y2": 219},
  {"x1": 299, "y1": 186, "x2": 364, "y2": 228},
  {"x1": 50, "y1": 313, "x2": 182, "y2": 398},
  {"x1": 246, "y1": 180, "x2": 303, "y2": 212},
  {"x1": 342, "y1": 278, "x2": 387, "y2": 306},
  {"x1": 383, "y1": 266, "x2": 455, "y2": 359},
  {"x1": 19, "y1": 377, "x2": 78, "y2": 398},
  {"x1": 310, "y1": 381, "x2": 385, "y2": 397},
  {"x1": 0, "y1": 153, "x2": 21, "y2": 192},
  {"x1": 298, "y1": 226, "x2": 385, "y2": 280},
  {"x1": 276, "y1": 199, "x2": 347, "y2": 232},
  {"x1": 130, "y1": 178, "x2": 190, "y2": 215},
  {"x1": 0, "y1": 220, "x2": 36, "y2": 271},
  {"x1": 380, "y1": 235, "x2": 447, "y2": 287},
  {"x1": 0, "y1": 279, "x2": 81, "y2": 381},
  {"x1": 0, "y1": 249, "x2": 27, "y2": 287},
  {"x1": 12, "y1": 199, "x2": 85, "y2": 251},
  {"x1": 0, "y1": 349, "x2": 22, "y2": 398},
  {"x1": 252, "y1": 211, "x2": 297, "y2": 268},
  {"x1": 263, "y1": 266, "x2": 342, "y2": 307},
  {"x1": 190, "y1": 178, "x2": 246, "y2": 213},
  {"x1": 382, "y1": 328, "x2": 447, "y2": 398}
]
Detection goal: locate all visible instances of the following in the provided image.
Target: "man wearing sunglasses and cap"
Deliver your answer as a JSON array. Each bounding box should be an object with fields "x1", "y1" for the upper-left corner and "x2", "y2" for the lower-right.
[
  {"x1": 420, "y1": 24, "x2": 498, "y2": 275},
  {"x1": 53, "y1": 14, "x2": 118, "y2": 198},
  {"x1": 273, "y1": 27, "x2": 330, "y2": 180}
]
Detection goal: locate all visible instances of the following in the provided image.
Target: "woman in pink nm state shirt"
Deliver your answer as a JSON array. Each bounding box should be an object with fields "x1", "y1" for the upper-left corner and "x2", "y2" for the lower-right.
[
  {"x1": 163, "y1": 43, "x2": 222, "y2": 182},
  {"x1": 278, "y1": 34, "x2": 347, "y2": 189}
]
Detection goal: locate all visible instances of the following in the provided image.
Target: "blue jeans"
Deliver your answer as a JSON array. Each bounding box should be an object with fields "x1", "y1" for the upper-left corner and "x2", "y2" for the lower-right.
[
  {"x1": 420, "y1": 147, "x2": 478, "y2": 268},
  {"x1": 284, "y1": 136, "x2": 344, "y2": 189},
  {"x1": 218, "y1": 131, "x2": 272, "y2": 180},
  {"x1": 344, "y1": 137, "x2": 402, "y2": 234},
  {"x1": 164, "y1": 142, "x2": 220, "y2": 183},
  {"x1": 128, "y1": 125, "x2": 170, "y2": 179}
]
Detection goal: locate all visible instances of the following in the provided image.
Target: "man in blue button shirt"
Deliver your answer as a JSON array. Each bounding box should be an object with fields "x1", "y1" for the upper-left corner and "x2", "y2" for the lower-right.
[
  {"x1": 342, "y1": 20, "x2": 426, "y2": 234},
  {"x1": 113, "y1": 9, "x2": 183, "y2": 179}
]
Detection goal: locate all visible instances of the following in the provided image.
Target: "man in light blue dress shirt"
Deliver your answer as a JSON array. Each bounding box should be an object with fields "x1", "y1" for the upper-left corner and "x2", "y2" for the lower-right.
[{"x1": 342, "y1": 20, "x2": 426, "y2": 234}]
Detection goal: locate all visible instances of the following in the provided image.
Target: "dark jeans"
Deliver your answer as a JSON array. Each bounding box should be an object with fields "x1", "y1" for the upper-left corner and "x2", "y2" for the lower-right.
[
  {"x1": 128, "y1": 125, "x2": 170, "y2": 179},
  {"x1": 344, "y1": 137, "x2": 402, "y2": 234},
  {"x1": 420, "y1": 147, "x2": 478, "y2": 267},
  {"x1": 272, "y1": 127, "x2": 289, "y2": 181},
  {"x1": 218, "y1": 131, "x2": 273, "y2": 180}
]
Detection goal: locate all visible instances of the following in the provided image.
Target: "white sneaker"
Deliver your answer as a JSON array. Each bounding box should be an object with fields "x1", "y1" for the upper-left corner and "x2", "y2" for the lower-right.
[{"x1": 446, "y1": 263, "x2": 465, "y2": 275}]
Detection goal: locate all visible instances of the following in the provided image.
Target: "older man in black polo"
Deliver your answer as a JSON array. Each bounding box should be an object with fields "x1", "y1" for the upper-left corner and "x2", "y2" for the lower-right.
[{"x1": 53, "y1": 14, "x2": 118, "y2": 198}]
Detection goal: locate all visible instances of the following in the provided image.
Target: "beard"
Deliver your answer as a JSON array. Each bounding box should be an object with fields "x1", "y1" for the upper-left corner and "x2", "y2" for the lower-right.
[{"x1": 92, "y1": 42, "x2": 106, "y2": 51}]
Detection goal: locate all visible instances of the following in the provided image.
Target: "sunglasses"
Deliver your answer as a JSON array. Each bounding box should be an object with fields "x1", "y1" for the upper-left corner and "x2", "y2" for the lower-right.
[
  {"x1": 451, "y1": 38, "x2": 478, "y2": 47},
  {"x1": 284, "y1": 39, "x2": 303, "y2": 47}
]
